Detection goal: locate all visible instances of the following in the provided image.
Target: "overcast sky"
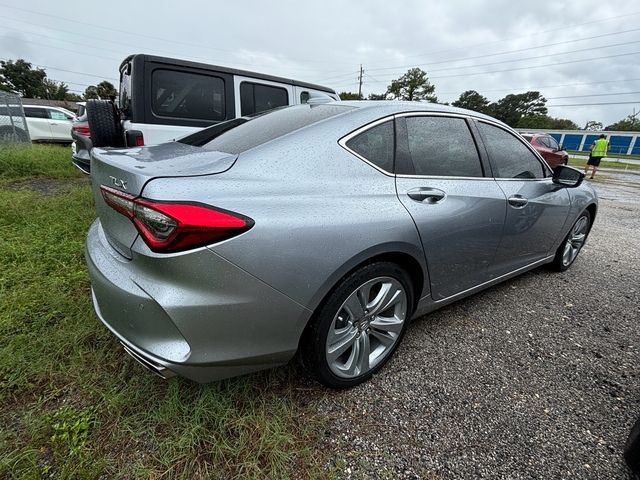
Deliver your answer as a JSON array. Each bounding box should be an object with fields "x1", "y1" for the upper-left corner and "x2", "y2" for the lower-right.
[{"x1": 1, "y1": 0, "x2": 639, "y2": 126}]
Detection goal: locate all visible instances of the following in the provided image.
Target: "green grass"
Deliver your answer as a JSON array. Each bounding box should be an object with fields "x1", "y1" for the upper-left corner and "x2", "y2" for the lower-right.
[
  {"x1": 0, "y1": 144, "x2": 328, "y2": 479},
  {"x1": 567, "y1": 157, "x2": 640, "y2": 171},
  {"x1": 567, "y1": 150, "x2": 640, "y2": 161},
  {"x1": 0, "y1": 144, "x2": 81, "y2": 183}
]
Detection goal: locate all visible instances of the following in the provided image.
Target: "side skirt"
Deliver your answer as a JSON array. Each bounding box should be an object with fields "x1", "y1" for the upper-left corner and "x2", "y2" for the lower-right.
[{"x1": 412, "y1": 255, "x2": 555, "y2": 319}]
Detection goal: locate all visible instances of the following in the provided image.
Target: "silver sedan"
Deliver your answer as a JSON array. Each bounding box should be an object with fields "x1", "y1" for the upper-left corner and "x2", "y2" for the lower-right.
[{"x1": 85, "y1": 102, "x2": 597, "y2": 388}]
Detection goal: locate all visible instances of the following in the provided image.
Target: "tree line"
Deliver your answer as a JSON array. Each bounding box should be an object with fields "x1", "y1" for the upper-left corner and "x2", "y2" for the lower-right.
[
  {"x1": 340, "y1": 67, "x2": 637, "y2": 132},
  {"x1": 0, "y1": 59, "x2": 118, "y2": 102}
]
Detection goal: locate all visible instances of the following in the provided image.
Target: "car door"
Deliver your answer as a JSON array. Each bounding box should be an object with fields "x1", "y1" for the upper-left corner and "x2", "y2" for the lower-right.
[
  {"x1": 23, "y1": 107, "x2": 52, "y2": 141},
  {"x1": 475, "y1": 121, "x2": 571, "y2": 276},
  {"x1": 46, "y1": 108, "x2": 73, "y2": 141},
  {"x1": 394, "y1": 114, "x2": 507, "y2": 300}
]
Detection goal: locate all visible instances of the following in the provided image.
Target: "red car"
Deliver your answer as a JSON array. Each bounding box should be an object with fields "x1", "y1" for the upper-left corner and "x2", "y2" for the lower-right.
[{"x1": 521, "y1": 133, "x2": 569, "y2": 169}]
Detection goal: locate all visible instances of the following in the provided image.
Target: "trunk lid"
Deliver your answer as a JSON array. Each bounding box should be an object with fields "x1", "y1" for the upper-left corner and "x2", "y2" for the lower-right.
[{"x1": 91, "y1": 142, "x2": 237, "y2": 258}]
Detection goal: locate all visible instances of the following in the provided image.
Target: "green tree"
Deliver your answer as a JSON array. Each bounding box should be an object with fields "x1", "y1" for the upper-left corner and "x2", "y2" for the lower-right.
[
  {"x1": 367, "y1": 92, "x2": 387, "y2": 100},
  {"x1": 42, "y1": 79, "x2": 71, "y2": 100},
  {"x1": 451, "y1": 90, "x2": 491, "y2": 114},
  {"x1": 491, "y1": 91, "x2": 547, "y2": 127},
  {"x1": 517, "y1": 114, "x2": 577, "y2": 130},
  {"x1": 605, "y1": 114, "x2": 639, "y2": 131},
  {"x1": 338, "y1": 91, "x2": 362, "y2": 100},
  {"x1": 386, "y1": 68, "x2": 437, "y2": 102},
  {"x1": 84, "y1": 81, "x2": 118, "y2": 100},
  {"x1": 583, "y1": 120, "x2": 603, "y2": 131},
  {"x1": 0, "y1": 59, "x2": 47, "y2": 97}
]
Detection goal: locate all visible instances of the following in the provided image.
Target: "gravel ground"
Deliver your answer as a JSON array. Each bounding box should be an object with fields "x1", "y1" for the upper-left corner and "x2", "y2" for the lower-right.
[{"x1": 318, "y1": 180, "x2": 640, "y2": 479}]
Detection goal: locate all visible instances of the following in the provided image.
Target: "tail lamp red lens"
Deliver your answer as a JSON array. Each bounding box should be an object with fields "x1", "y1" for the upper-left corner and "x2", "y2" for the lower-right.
[
  {"x1": 100, "y1": 185, "x2": 253, "y2": 253},
  {"x1": 72, "y1": 124, "x2": 91, "y2": 136}
]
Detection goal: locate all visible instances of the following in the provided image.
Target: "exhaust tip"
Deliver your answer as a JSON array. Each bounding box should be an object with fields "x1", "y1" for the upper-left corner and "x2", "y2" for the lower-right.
[{"x1": 121, "y1": 343, "x2": 176, "y2": 380}]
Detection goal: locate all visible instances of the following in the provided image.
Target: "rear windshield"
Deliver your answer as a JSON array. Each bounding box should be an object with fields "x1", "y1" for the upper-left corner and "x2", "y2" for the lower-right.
[{"x1": 201, "y1": 104, "x2": 354, "y2": 154}]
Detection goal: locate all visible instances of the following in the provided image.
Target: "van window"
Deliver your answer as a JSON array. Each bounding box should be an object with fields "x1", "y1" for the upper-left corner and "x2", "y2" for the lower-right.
[
  {"x1": 240, "y1": 82, "x2": 289, "y2": 116},
  {"x1": 151, "y1": 69, "x2": 225, "y2": 121}
]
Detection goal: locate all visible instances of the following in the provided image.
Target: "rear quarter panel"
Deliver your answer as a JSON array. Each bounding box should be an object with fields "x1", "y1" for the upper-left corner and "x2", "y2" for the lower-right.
[{"x1": 141, "y1": 112, "x2": 428, "y2": 312}]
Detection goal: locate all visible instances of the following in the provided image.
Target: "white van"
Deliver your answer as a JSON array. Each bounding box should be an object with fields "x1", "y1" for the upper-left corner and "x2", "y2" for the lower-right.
[{"x1": 78, "y1": 54, "x2": 339, "y2": 172}]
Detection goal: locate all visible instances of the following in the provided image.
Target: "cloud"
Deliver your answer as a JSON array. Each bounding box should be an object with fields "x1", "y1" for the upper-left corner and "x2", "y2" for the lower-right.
[{"x1": 1, "y1": 0, "x2": 638, "y2": 125}]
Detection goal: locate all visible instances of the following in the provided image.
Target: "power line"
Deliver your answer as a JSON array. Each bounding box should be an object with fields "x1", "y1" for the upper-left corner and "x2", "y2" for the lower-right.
[
  {"x1": 362, "y1": 40, "x2": 640, "y2": 82},
  {"x1": 437, "y1": 78, "x2": 640, "y2": 95},
  {"x1": 429, "y1": 50, "x2": 640, "y2": 80},
  {"x1": 547, "y1": 101, "x2": 640, "y2": 107},
  {"x1": 547, "y1": 91, "x2": 640, "y2": 99},
  {"x1": 397, "y1": 11, "x2": 640, "y2": 61},
  {"x1": 365, "y1": 27, "x2": 640, "y2": 74},
  {"x1": 0, "y1": 58, "x2": 118, "y2": 82},
  {"x1": 0, "y1": 3, "x2": 356, "y2": 68}
]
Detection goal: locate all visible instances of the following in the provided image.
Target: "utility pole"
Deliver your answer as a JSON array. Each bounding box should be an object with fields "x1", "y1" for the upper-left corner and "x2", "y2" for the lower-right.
[{"x1": 357, "y1": 64, "x2": 364, "y2": 99}]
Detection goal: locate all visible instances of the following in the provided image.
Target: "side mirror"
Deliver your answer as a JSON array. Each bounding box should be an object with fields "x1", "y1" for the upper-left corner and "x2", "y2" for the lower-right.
[{"x1": 552, "y1": 165, "x2": 584, "y2": 188}]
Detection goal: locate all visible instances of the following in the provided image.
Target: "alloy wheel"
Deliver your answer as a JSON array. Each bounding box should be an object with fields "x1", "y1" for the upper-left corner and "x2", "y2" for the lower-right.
[
  {"x1": 562, "y1": 215, "x2": 589, "y2": 267},
  {"x1": 326, "y1": 276, "x2": 407, "y2": 379}
]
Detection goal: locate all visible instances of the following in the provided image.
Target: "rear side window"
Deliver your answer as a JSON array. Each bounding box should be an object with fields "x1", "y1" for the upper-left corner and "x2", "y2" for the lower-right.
[
  {"x1": 240, "y1": 82, "x2": 289, "y2": 116},
  {"x1": 478, "y1": 122, "x2": 544, "y2": 179},
  {"x1": 151, "y1": 69, "x2": 225, "y2": 121},
  {"x1": 402, "y1": 116, "x2": 483, "y2": 177},
  {"x1": 345, "y1": 121, "x2": 394, "y2": 173},
  {"x1": 203, "y1": 104, "x2": 354, "y2": 154},
  {"x1": 23, "y1": 107, "x2": 47, "y2": 119},
  {"x1": 48, "y1": 110, "x2": 70, "y2": 120}
]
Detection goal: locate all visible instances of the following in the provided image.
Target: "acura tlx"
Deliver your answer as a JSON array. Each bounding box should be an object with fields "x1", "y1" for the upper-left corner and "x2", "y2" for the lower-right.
[{"x1": 85, "y1": 102, "x2": 596, "y2": 388}]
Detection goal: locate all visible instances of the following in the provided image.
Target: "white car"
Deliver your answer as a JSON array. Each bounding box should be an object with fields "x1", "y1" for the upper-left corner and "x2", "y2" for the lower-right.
[
  {"x1": 23, "y1": 105, "x2": 75, "y2": 142},
  {"x1": 0, "y1": 104, "x2": 75, "y2": 143}
]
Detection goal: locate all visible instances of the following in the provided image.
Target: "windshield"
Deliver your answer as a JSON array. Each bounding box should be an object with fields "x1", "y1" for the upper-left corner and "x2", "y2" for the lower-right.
[{"x1": 200, "y1": 104, "x2": 354, "y2": 155}]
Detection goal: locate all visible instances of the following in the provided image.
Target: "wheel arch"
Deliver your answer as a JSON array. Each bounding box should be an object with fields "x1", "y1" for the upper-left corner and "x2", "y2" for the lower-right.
[{"x1": 302, "y1": 243, "x2": 428, "y2": 334}]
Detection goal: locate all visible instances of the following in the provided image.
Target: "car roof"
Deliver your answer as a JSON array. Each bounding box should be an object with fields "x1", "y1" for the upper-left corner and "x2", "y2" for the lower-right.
[{"x1": 337, "y1": 100, "x2": 507, "y2": 125}]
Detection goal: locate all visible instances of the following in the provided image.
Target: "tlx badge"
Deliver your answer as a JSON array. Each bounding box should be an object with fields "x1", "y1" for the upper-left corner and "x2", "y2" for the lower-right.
[{"x1": 109, "y1": 176, "x2": 127, "y2": 190}]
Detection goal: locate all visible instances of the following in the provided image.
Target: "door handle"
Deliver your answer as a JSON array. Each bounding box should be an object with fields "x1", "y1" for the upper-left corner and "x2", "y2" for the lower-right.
[
  {"x1": 508, "y1": 195, "x2": 528, "y2": 208},
  {"x1": 407, "y1": 187, "x2": 446, "y2": 204}
]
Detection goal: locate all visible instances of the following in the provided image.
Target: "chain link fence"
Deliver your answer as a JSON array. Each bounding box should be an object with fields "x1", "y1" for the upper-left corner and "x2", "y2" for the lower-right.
[{"x1": 0, "y1": 92, "x2": 31, "y2": 145}]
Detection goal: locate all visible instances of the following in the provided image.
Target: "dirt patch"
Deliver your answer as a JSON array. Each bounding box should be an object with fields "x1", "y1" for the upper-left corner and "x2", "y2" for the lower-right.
[{"x1": 5, "y1": 177, "x2": 90, "y2": 195}]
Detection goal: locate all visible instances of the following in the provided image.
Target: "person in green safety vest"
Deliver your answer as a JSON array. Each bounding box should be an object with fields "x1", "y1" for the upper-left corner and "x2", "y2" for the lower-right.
[{"x1": 585, "y1": 134, "x2": 609, "y2": 179}]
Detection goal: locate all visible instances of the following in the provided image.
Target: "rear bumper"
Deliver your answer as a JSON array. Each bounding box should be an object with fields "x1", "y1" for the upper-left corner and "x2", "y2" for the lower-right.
[{"x1": 85, "y1": 220, "x2": 312, "y2": 383}]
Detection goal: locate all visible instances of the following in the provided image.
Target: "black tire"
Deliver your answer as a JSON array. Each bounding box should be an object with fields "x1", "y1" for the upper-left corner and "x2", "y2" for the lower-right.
[
  {"x1": 625, "y1": 418, "x2": 640, "y2": 477},
  {"x1": 550, "y1": 209, "x2": 591, "y2": 272},
  {"x1": 300, "y1": 262, "x2": 414, "y2": 389},
  {"x1": 86, "y1": 100, "x2": 124, "y2": 147},
  {"x1": 0, "y1": 126, "x2": 29, "y2": 143}
]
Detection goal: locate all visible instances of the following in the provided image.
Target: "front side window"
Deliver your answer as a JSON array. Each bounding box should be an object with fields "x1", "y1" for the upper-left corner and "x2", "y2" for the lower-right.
[
  {"x1": 546, "y1": 135, "x2": 560, "y2": 150},
  {"x1": 23, "y1": 107, "x2": 47, "y2": 119},
  {"x1": 478, "y1": 122, "x2": 544, "y2": 179},
  {"x1": 151, "y1": 69, "x2": 225, "y2": 121},
  {"x1": 240, "y1": 82, "x2": 289, "y2": 116},
  {"x1": 402, "y1": 116, "x2": 483, "y2": 177},
  {"x1": 345, "y1": 120, "x2": 394, "y2": 173}
]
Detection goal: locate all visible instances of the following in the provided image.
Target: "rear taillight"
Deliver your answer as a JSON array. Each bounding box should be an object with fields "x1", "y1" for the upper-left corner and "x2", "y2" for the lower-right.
[
  {"x1": 72, "y1": 124, "x2": 91, "y2": 137},
  {"x1": 100, "y1": 186, "x2": 253, "y2": 253}
]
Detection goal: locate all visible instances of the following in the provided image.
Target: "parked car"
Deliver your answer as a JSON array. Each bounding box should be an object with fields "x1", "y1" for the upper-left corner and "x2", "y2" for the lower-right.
[
  {"x1": 0, "y1": 104, "x2": 75, "y2": 143},
  {"x1": 85, "y1": 102, "x2": 597, "y2": 388},
  {"x1": 521, "y1": 133, "x2": 569, "y2": 168},
  {"x1": 71, "y1": 102, "x2": 92, "y2": 173},
  {"x1": 78, "y1": 54, "x2": 339, "y2": 172}
]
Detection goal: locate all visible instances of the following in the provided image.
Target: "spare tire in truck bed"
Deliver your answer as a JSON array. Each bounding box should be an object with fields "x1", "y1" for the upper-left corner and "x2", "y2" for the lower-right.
[{"x1": 86, "y1": 100, "x2": 125, "y2": 147}]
